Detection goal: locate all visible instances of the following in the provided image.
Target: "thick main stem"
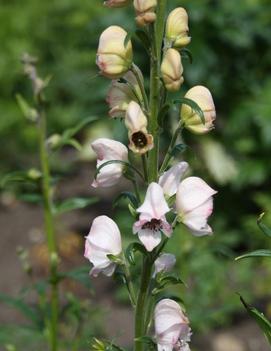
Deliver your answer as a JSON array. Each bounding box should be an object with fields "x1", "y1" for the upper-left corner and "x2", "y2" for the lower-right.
[
  {"x1": 148, "y1": 0, "x2": 168, "y2": 182},
  {"x1": 39, "y1": 109, "x2": 59, "y2": 351},
  {"x1": 134, "y1": 256, "x2": 153, "y2": 351}
]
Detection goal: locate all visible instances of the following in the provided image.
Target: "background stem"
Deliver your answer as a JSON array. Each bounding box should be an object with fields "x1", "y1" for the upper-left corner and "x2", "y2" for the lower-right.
[{"x1": 39, "y1": 107, "x2": 59, "y2": 351}]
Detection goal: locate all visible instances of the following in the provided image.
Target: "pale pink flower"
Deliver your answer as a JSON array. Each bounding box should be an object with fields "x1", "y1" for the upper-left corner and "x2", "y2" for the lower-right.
[
  {"x1": 104, "y1": 0, "x2": 130, "y2": 7},
  {"x1": 97, "y1": 26, "x2": 133, "y2": 79},
  {"x1": 84, "y1": 215, "x2": 122, "y2": 277},
  {"x1": 176, "y1": 177, "x2": 217, "y2": 236},
  {"x1": 159, "y1": 162, "x2": 189, "y2": 197},
  {"x1": 154, "y1": 299, "x2": 191, "y2": 351},
  {"x1": 106, "y1": 69, "x2": 143, "y2": 118},
  {"x1": 161, "y1": 49, "x2": 184, "y2": 92},
  {"x1": 133, "y1": 0, "x2": 157, "y2": 26},
  {"x1": 181, "y1": 86, "x2": 216, "y2": 134},
  {"x1": 91, "y1": 138, "x2": 128, "y2": 188},
  {"x1": 154, "y1": 253, "x2": 176, "y2": 276},
  {"x1": 165, "y1": 8, "x2": 191, "y2": 48},
  {"x1": 133, "y1": 183, "x2": 172, "y2": 252}
]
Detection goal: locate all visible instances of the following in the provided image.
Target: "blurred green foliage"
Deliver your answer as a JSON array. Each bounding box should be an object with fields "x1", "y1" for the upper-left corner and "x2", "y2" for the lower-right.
[{"x1": 1, "y1": 0, "x2": 271, "y2": 345}]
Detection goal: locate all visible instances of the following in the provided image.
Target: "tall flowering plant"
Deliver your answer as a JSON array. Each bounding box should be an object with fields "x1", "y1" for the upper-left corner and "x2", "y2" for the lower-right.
[{"x1": 88, "y1": 1, "x2": 217, "y2": 350}]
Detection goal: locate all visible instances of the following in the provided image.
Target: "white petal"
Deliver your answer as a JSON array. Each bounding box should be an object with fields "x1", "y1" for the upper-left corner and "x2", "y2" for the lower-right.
[
  {"x1": 125, "y1": 101, "x2": 148, "y2": 132},
  {"x1": 182, "y1": 198, "x2": 214, "y2": 236},
  {"x1": 159, "y1": 162, "x2": 189, "y2": 197},
  {"x1": 137, "y1": 183, "x2": 170, "y2": 219},
  {"x1": 176, "y1": 177, "x2": 217, "y2": 214},
  {"x1": 91, "y1": 138, "x2": 128, "y2": 161},
  {"x1": 154, "y1": 253, "x2": 176, "y2": 275},
  {"x1": 137, "y1": 228, "x2": 161, "y2": 252}
]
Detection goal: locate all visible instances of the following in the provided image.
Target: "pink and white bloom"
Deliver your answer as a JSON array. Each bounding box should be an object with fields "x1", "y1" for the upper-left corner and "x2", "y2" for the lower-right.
[
  {"x1": 161, "y1": 49, "x2": 184, "y2": 92},
  {"x1": 91, "y1": 138, "x2": 128, "y2": 188},
  {"x1": 84, "y1": 216, "x2": 122, "y2": 277},
  {"x1": 181, "y1": 86, "x2": 216, "y2": 134},
  {"x1": 133, "y1": 0, "x2": 157, "y2": 26},
  {"x1": 154, "y1": 299, "x2": 191, "y2": 351},
  {"x1": 154, "y1": 253, "x2": 176, "y2": 276},
  {"x1": 165, "y1": 8, "x2": 191, "y2": 49},
  {"x1": 97, "y1": 26, "x2": 133, "y2": 79},
  {"x1": 159, "y1": 162, "x2": 189, "y2": 197},
  {"x1": 133, "y1": 183, "x2": 172, "y2": 252},
  {"x1": 104, "y1": 0, "x2": 130, "y2": 7},
  {"x1": 176, "y1": 177, "x2": 217, "y2": 236}
]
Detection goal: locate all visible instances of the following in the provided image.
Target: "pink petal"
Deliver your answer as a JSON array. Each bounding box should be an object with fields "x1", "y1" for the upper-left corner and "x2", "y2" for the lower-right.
[
  {"x1": 137, "y1": 228, "x2": 162, "y2": 252},
  {"x1": 159, "y1": 162, "x2": 189, "y2": 197}
]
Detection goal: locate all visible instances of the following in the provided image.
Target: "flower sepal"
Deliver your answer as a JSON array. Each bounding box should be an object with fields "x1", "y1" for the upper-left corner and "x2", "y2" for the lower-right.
[{"x1": 107, "y1": 254, "x2": 124, "y2": 266}]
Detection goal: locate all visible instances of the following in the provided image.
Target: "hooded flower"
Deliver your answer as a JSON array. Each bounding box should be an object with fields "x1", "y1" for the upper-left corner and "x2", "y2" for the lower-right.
[
  {"x1": 165, "y1": 8, "x2": 191, "y2": 48},
  {"x1": 159, "y1": 162, "x2": 189, "y2": 197},
  {"x1": 84, "y1": 216, "x2": 122, "y2": 277},
  {"x1": 176, "y1": 177, "x2": 217, "y2": 236},
  {"x1": 181, "y1": 85, "x2": 216, "y2": 134},
  {"x1": 161, "y1": 49, "x2": 184, "y2": 92},
  {"x1": 97, "y1": 26, "x2": 133, "y2": 79},
  {"x1": 133, "y1": 0, "x2": 157, "y2": 26},
  {"x1": 91, "y1": 138, "x2": 128, "y2": 188},
  {"x1": 154, "y1": 253, "x2": 176, "y2": 276},
  {"x1": 133, "y1": 183, "x2": 172, "y2": 251},
  {"x1": 125, "y1": 101, "x2": 153, "y2": 154},
  {"x1": 104, "y1": 0, "x2": 130, "y2": 7},
  {"x1": 154, "y1": 299, "x2": 191, "y2": 351},
  {"x1": 106, "y1": 69, "x2": 143, "y2": 118}
]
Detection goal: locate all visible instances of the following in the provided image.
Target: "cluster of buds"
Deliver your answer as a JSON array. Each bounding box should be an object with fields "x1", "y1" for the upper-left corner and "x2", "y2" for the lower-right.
[{"x1": 85, "y1": 2, "x2": 218, "y2": 350}]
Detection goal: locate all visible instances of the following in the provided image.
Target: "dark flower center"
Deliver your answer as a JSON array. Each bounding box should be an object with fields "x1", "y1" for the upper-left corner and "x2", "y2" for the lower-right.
[
  {"x1": 142, "y1": 218, "x2": 162, "y2": 231},
  {"x1": 131, "y1": 131, "x2": 148, "y2": 148}
]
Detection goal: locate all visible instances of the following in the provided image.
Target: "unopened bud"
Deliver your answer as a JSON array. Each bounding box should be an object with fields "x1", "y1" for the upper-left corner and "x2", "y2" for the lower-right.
[
  {"x1": 27, "y1": 168, "x2": 42, "y2": 180},
  {"x1": 46, "y1": 134, "x2": 62, "y2": 149},
  {"x1": 134, "y1": 0, "x2": 157, "y2": 26},
  {"x1": 104, "y1": 0, "x2": 130, "y2": 7},
  {"x1": 161, "y1": 49, "x2": 184, "y2": 92},
  {"x1": 97, "y1": 26, "x2": 133, "y2": 79},
  {"x1": 181, "y1": 86, "x2": 216, "y2": 134},
  {"x1": 165, "y1": 8, "x2": 191, "y2": 48}
]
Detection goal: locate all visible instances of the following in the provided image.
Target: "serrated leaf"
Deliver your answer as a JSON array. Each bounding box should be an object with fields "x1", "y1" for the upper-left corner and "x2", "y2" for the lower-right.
[
  {"x1": 174, "y1": 97, "x2": 205, "y2": 125},
  {"x1": 59, "y1": 266, "x2": 92, "y2": 289},
  {"x1": 135, "y1": 29, "x2": 151, "y2": 53},
  {"x1": 53, "y1": 197, "x2": 97, "y2": 215},
  {"x1": 181, "y1": 48, "x2": 193, "y2": 64},
  {"x1": 113, "y1": 192, "x2": 139, "y2": 209},
  {"x1": 257, "y1": 213, "x2": 271, "y2": 238},
  {"x1": 125, "y1": 242, "x2": 146, "y2": 265},
  {"x1": 236, "y1": 249, "x2": 271, "y2": 261},
  {"x1": 239, "y1": 295, "x2": 271, "y2": 345}
]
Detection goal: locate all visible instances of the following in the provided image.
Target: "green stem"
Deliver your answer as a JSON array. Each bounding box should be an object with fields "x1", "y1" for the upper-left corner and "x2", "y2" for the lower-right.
[
  {"x1": 131, "y1": 63, "x2": 149, "y2": 112},
  {"x1": 38, "y1": 108, "x2": 59, "y2": 351},
  {"x1": 159, "y1": 122, "x2": 182, "y2": 174},
  {"x1": 141, "y1": 155, "x2": 148, "y2": 182},
  {"x1": 123, "y1": 256, "x2": 137, "y2": 308},
  {"x1": 132, "y1": 178, "x2": 141, "y2": 203},
  {"x1": 134, "y1": 256, "x2": 153, "y2": 351},
  {"x1": 148, "y1": 0, "x2": 168, "y2": 182}
]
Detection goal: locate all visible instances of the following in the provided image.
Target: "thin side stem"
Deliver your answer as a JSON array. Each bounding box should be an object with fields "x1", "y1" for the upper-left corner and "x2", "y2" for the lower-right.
[
  {"x1": 38, "y1": 108, "x2": 59, "y2": 351},
  {"x1": 141, "y1": 154, "x2": 148, "y2": 182},
  {"x1": 159, "y1": 122, "x2": 183, "y2": 173},
  {"x1": 131, "y1": 63, "x2": 149, "y2": 112},
  {"x1": 123, "y1": 256, "x2": 137, "y2": 308}
]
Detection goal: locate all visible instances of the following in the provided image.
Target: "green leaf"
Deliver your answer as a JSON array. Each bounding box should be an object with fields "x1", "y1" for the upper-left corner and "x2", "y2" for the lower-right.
[
  {"x1": 134, "y1": 336, "x2": 156, "y2": 350},
  {"x1": 135, "y1": 29, "x2": 151, "y2": 53},
  {"x1": 0, "y1": 293, "x2": 41, "y2": 326},
  {"x1": 59, "y1": 266, "x2": 92, "y2": 289},
  {"x1": 15, "y1": 94, "x2": 38, "y2": 122},
  {"x1": 0, "y1": 170, "x2": 41, "y2": 188},
  {"x1": 170, "y1": 143, "x2": 187, "y2": 157},
  {"x1": 257, "y1": 213, "x2": 271, "y2": 238},
  {"x1": 107, "y1": 254, "x2": 123, "y2": 265},
  {"x1": 62, "y1": 116, "x2": 98, "y2": 139},
  {"x1": 174, "y1": 97, "x2": 205, "y2": 125},
  {"x1": 152, "y1": 274, "x2": 185, "y2": 295},
  {"x1": 181, "y1": 48, "x2": 193, "y2": 64},
  {"x1": 53, "y1": 197, "x2": 98, "y2": 215},
  {"x1": 113, "y1": 191, "x2": 139, "y2": 208},
  {"x1": 239, "y1": 295, "x2": 271, "y2": 345},
  {"x1": 125, "y1": 242, "x2": 146, "y2": 265},
  {"x1": 235, "y1": 249, "x2": 271, "y2": 261},
  {"x1": 95, "y1": 160, "x2": 144, "y2": 181},
  {"x1": 18, "y1": 193, "x2": 43, "y2": 204}
]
